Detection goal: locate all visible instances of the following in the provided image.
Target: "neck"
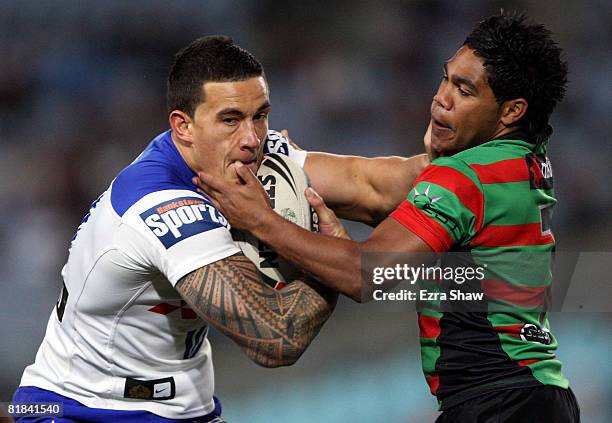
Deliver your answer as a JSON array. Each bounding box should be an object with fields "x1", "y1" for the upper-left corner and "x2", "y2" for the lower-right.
[
  {"x1": 170, "y1": 131, "x2": 198, "y2": 173},
  {"x1": 490, "y1": 126, "x2": 534, "y2": 143},
  {"x1": 489, "y1": 125, "x2": 516, "y2": 141}
]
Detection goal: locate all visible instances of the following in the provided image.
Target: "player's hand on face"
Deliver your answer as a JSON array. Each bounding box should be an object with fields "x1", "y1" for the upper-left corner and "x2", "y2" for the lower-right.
[
  {"x1": 194, "y1": 162, "x2": 272, "y2": 231},
  {"x1": 305, "y1": 187, "x2": 350, "y2": 240},
  {"x1": 424, "y1": 121, "x2": 439, "y2": 161}
]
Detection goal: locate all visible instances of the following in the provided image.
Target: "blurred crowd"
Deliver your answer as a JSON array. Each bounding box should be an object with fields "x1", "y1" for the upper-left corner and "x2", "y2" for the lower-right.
[{"x1": 1, "y1": 1, "x2": 610, "y2": 422}]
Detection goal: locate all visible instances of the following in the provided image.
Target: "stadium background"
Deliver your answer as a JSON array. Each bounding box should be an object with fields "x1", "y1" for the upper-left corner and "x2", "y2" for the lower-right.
[{"x1": 0, "y1": 0, "x2": 610, "y2": 421}]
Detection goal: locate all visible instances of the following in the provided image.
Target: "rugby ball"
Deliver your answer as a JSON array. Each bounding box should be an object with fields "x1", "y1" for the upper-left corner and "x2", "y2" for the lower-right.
[{"x1": 233, "y1": 153, "x2": 319, "y2": 289}]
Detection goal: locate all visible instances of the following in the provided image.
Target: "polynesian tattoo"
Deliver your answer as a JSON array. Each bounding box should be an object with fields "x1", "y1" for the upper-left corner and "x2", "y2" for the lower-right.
[{"x1": 176, "y1": 253, "x2": 335, "y2": 367}]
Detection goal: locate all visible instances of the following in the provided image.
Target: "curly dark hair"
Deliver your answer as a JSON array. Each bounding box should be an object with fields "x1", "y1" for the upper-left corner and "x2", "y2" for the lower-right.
[
  {"x1": 167, "y1": 35, "x2": 264, "y2": 117},
  {"x1": 464, "y1": 12, "x2": 568, "y2": 143}
]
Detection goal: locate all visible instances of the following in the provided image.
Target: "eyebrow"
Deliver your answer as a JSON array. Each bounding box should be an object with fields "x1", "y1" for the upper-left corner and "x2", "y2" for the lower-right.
[
  {"x1": 217, "y1": 101, "x2": 272, "y2": 118},
  {"x1": 444, "y1": 63, "x2": 479, "y2": 94}
]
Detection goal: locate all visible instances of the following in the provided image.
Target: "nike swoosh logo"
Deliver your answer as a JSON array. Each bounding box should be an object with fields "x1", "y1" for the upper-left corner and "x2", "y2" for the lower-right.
[{"x1": 155, "y1": 387, "x2": 168, "y2": 394}]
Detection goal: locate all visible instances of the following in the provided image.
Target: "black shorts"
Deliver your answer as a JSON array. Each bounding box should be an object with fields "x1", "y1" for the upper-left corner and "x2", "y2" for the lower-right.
[{"x1": 435, "y1": 385, "x2": 580, "y2": 423}]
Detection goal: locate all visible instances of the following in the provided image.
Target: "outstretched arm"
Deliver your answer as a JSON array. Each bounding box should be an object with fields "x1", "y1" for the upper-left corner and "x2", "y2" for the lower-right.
[
  {"x1": 286, "y1": 123, "x2": 432, "y2": 226},
  {"x1": 194, "y1": 168, "x2": 433, "y2": 302},
  {"x1": 304, "y1": 153, "x2": 428, "y2": 226},
  {"x1": 176, "y1": 253, "x2": 336, "y2": 367}
]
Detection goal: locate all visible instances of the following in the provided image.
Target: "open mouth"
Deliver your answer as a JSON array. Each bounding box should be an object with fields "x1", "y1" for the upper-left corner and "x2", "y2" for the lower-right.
[{"x1": 432, "y1": 118, "x2": 453, "y2": 132}]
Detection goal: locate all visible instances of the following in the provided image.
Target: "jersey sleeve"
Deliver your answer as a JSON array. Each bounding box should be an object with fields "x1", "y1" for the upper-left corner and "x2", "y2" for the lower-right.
[
  {"x1": 119, "y1": 189, "x2": 241, "y2": 286},
  {"x1": 390, "y1": 157, "x2": 484, "y2": 252},
  {"x1": 264, "y1": 129, "x2": 307, "y2": 168}
]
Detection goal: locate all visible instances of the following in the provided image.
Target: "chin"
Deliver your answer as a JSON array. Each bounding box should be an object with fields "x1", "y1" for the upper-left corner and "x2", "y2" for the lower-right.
[{"x1": 432, "y1": 138, "x2": 456, "y2": 156}]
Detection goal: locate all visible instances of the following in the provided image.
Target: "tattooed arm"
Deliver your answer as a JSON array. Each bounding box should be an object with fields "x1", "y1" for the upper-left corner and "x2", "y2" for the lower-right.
[{"x1": 176, "y1": 253, "x2": 337, "y2": 368}]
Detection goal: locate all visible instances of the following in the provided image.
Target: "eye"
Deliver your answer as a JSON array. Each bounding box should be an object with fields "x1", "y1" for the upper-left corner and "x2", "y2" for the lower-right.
[
  {"x1": 254, "y1": 112, "x2": 269, "y2": 121},
  {"x1": 223, "y1": 117, "x2": 239, "y2": 125},
  {"x1": 458, "y1": 87, "x2": 471, "y2": 97}
]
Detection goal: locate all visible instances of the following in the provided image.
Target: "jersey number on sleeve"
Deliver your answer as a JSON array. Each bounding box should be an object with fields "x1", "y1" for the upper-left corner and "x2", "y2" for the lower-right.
[{"x1": 183, "y1": 325, "x2": 208, "y2": 359}]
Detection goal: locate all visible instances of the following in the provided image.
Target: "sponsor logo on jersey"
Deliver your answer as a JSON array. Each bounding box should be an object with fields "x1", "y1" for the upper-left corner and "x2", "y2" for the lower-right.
[
  {"x1": 526, "y1": 154, "x2": 553, "y2": 189},
  {"x1": 128, "y1": 384, "x2": 152, "y2": 399},
  {"x1": 413, "y1": 185, "x2": 442, "y2": 207},
  {"x1": 153, "y1": 382, "x2": 172, "y2": 399},
  {"x1": 520, "y1": 323, "x2": 552, "y2": 345},
  {"x1": 124, "y1": 377, "x2": 176, "y2": 401},
  {"x1": 411, "y1": 184, "x2": 459, "y2": 233},
  {"x1": 140, "y1": 197, "x2": 229, "y2": 248}
]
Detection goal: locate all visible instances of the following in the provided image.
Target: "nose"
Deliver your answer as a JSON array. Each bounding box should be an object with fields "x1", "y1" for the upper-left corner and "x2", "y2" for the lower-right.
[
  {"x1": 432, "y1": 81, "x2": 452, "y2": 111},
  {"x1": 239, "y1": 121, "x2": 261, "y2": 151}
]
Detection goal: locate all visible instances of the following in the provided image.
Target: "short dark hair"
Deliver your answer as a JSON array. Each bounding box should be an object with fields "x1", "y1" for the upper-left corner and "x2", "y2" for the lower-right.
[
  {"x1": 167, "y1": 35, "x2": 264, "y2": 116},
  {"x1": 464, "y1": 12, "x2": 568, "y2": 142}
]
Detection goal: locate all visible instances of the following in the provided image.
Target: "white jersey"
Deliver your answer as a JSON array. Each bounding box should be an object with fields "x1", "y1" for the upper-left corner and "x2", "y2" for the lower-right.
[{"x1": 20, "y1": 129, "x2": 306, "y2": 419}]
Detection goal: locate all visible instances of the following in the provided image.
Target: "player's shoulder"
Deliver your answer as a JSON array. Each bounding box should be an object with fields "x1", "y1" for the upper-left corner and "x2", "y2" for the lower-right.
[
  {"x1": 453, "y1": 138, "x2": 532, "y2": 165},
  {"x1": 111, "y1": 130, "x2": 198, "y2": 217},
  {"x1": 424, "y1": 155, "x2": 480, "y2": 186},
  {"x1": 425, "y1": 139, "x2": 527, "y2": 186}
]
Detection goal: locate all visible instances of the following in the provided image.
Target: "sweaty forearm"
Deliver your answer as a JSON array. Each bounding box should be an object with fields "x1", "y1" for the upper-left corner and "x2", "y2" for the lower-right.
[{"x1": 253, "y1": 211, "x2": 364, "y2": 301}]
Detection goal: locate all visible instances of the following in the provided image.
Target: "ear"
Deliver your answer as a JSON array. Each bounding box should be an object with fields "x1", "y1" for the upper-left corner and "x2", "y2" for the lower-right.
[
  {"x1": 169, "y1": 110, "x2": 194, "y2": 146},
  {"x1": 500, "y1": 98, "x2": 528, "y2": 126}
]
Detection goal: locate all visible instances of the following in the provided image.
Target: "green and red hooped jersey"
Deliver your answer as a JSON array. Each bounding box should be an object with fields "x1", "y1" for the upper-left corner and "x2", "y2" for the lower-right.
[{"x1": 390, "y1": 138, "x2": 569, "y2": 410}]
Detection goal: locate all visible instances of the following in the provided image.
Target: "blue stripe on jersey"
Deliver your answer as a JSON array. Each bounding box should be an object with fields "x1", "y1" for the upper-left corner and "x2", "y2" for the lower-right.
[
  {"x1": 111, "y1": 130, "x2": 198, "y2": 217},
  {"x1": 12, "y1": 386, "x2": 223, "y2": 422}
]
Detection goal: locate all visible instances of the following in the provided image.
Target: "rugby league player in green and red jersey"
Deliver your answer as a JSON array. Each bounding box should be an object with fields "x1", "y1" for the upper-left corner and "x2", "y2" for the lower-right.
[{"x1": 196, "y1": 12, "x2": 579, "y2": 423}]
